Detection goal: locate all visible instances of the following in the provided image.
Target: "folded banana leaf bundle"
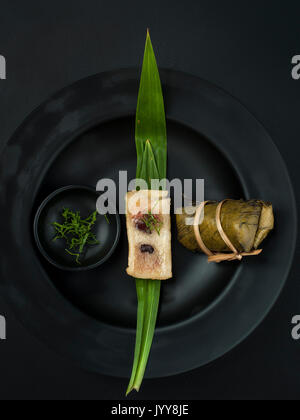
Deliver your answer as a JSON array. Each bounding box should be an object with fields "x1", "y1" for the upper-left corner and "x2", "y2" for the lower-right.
[{"x1": 176, "y1": 200, "x2": 274, "y2": 260}]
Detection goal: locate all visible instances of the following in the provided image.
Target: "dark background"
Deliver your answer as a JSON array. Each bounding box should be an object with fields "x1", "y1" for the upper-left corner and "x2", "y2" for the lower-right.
[{"x1": 0, "y1": 0, "x2": 299, "y2": 400}]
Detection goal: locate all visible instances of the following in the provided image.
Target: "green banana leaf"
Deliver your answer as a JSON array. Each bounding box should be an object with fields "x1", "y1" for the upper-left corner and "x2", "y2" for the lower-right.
[{"x1": 126, "y1": 30, "x2": 167, "y2": 395}]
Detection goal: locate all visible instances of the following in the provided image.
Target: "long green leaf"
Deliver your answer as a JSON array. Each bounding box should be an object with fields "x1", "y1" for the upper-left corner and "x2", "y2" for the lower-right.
[
  {"x1": 126, "y1": 278, "x2": 147, "y2": 394},
  {"x1": 135, "y1": 30, "x2": 167, "y2": 182},
  {"x1": 139, "y1": 140, "x2": 160, "y2": 188},
  {"x1": 126, "y1": 30, "x2": 167, "y2": 395},
  {"x1": 133, "y1": 280, "x2": 161, "y2": 390}
]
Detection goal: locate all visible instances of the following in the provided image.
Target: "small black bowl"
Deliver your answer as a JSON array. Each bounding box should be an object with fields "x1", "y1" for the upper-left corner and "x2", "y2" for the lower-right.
[{"x1": 34, "y1": 185, "x2": 121, "y2": 271}]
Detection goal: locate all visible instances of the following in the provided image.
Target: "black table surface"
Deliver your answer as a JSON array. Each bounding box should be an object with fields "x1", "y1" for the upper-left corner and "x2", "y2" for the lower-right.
[{"x1": 0, "y1": 0, "x2": 299, "y2": 400}]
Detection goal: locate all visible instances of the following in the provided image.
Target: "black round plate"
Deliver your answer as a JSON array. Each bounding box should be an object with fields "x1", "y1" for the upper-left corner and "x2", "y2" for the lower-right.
[
  {"x1": 0, "y1": 69, "x2": 296, "y2": 378},
  {"x1": 33, "y1": 185, "x2": 120, "y2": 271}
]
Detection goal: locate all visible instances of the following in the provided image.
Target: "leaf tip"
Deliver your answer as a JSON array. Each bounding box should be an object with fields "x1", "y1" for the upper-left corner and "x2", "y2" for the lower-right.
[
  {"x1": 146, "y1": 29, "x2": 152, "y2": 45},
  {"x1": 126, "y1": 386, "x2": 139, "y2": 397}
]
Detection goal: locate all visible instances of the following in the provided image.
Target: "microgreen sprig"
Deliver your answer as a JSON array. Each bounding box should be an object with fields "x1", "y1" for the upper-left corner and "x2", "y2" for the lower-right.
[
  {"x1": 142, "y1": 211, "x2": 163, "y2": 235},
  {"x1": 52, "y1": 208, "x2": 103, "y2": 265}
]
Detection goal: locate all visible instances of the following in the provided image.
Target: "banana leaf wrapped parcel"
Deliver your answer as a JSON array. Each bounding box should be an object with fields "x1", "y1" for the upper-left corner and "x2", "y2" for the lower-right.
[{"x1": 176, "y1": 199, "x2": 274, "y2": 262}]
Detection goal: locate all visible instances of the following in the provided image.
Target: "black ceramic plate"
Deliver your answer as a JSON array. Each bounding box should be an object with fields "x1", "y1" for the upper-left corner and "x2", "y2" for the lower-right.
[{"x1": 0, "y1": 69, "x2": 296, "y2": 378}]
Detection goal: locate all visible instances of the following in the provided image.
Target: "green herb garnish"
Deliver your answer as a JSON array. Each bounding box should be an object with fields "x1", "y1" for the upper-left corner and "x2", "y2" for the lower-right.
[
  {"x1": 52, "y1": 208, "x2": 101, "y2": 264},
  {"x1": 142, "y1": 211, "x2": 163, "y2": 235}
]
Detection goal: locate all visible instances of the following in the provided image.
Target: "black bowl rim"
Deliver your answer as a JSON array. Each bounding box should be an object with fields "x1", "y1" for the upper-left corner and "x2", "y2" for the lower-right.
[{"x1": 33, "y1": 185, "x2": 121, "y2": 272}]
